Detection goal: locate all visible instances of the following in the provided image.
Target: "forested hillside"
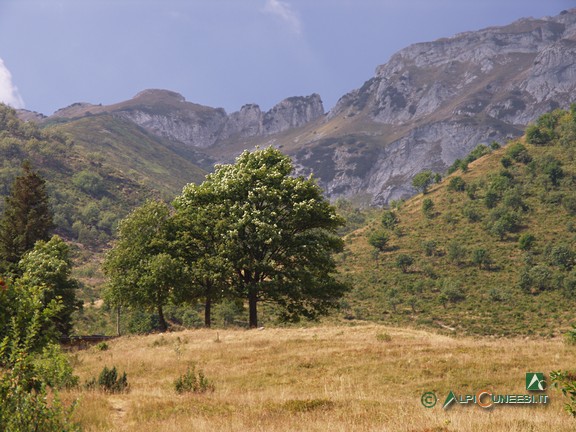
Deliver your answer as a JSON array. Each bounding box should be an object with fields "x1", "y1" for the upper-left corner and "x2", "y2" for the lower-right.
[{"x1": 0, "y1": 105, "x2": 206, "y2": 250}]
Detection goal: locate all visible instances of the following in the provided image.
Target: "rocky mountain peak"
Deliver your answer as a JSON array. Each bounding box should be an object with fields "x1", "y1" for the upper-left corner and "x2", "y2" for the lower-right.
[{"x1": 300, "y1": 8, "x2": 576, "y2": 204}]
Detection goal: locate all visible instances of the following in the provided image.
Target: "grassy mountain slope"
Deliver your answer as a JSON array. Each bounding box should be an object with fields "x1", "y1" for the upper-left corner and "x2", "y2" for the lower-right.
[
  {"x1": 56, "y1": 114, "x2": 207, "y2": 199},
  {"x1": 0, "y1": 105, "x2": 207, "y2": 285},
  {"x1": 340, "y1": 107, "x2": 576, "y2": 337}
]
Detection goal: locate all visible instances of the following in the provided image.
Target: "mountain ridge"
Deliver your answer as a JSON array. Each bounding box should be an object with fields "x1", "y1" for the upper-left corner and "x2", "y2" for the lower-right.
[{"x1": 17, "y1": 8, "x2": 576, "y2": 206}]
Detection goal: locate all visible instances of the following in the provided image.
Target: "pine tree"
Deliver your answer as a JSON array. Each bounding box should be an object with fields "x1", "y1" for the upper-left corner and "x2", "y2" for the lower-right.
[{"x1": 0, "y1": 161, "x2": 54, "y2": 271}]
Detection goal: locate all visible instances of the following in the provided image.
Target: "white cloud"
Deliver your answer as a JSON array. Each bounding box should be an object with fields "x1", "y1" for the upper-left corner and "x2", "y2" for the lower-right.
[
  {"x1": 263, "y1": 0, "x2": 303, "y2": 36},
  {"x1": 0, "y1": 58, "x2": 24, "y2": 109}
]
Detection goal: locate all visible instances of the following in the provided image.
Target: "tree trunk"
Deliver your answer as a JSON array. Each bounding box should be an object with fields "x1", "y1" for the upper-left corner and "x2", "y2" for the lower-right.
[
  {"x1": 248, "y1": 285, "x2": 258, "y2": 328},
  {"x1": 158, "y1": 304, "x2": 167, "y2": 332},
  {"x1": 205, "y1": 296, "x2": 212, "y2": 328},
  {"x1": 116, "y1": 306, "x2": 121, "y2": 336}
]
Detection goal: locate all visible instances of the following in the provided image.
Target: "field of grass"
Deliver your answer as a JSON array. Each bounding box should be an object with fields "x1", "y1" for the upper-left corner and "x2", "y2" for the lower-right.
[{"x1": 64, "y1": 324, "x2": 576, "y2": 431}]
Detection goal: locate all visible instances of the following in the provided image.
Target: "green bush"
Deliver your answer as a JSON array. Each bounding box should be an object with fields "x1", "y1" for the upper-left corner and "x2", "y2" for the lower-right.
[
  {"x1": 472, "y1": 248, "x2": 492, "y2": 270},
  {"x1": 500, "y1": 156, "x2": 512, "y2": 168},
  {"x1": 422, "y1": 198, "x2": 435, "y2": 219},
  {"x1": 447, "y1": 240, "x2": 467, "y2": 266},
  {"x1": 551, "y1": 370, "x2": 576, "y2": 417},
  {"x1": 395, "y1": 254, "x2": 414, "y2": 273},
  {"x1": 174, "y1": 365, "x2": 214, "y2": 394},
  {"x1": 462, "y1": 202, "x2": 482, "y2": 223},
  {"x1": 518, "y1": 233, "x2": 536, "y2": 251},
  {"x1": 84, "y1": 366, "x2": 128, "y2": 393},
  {"x1": 448, "y1": 176, "x2": 466, "y2": 192},
  {"x1": 381, "y1": 210, "x2": 399, "y2": 229},
  {"x1": 72, "y1": 170, "x2": 106, "y2": 197},
  {"x1": 421, "y1": 240, "x2": 438, "y2": 257},
  {"x1": 368, "y1": 230, "x2": 389, "y2": 252},
  {"x1": 506, "y1": 143, "x2": 532, "y2": 164}
]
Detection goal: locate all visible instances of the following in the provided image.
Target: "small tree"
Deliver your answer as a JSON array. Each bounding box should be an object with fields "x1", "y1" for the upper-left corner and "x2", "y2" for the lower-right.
[
  {"x1": 422, "y1": 198, "x2": 435, "y2": 219},
  {"x1": 173, "y1": 185, "x2": 233, "y2": 328},
  {"x1": 518, "y1": 233, "x2": 536, "y2": 251},
  {"x1": 396, "y1": 254, "x2": 414, "y2": 273},
  {"x1": 381, "y1": 210, "x2": 399, "y2": 229},
  {"x1": 412, "y1": 170, "x2": 435, "y2": 194},
  {"x1": 472, "y1": 248, "x2": 492, "y2": 270},
  {"x1": 368, "y1": 230, "x2": 389, "y2": 252},
  {"x1": 447, "y1": 240, "x2": 467, "y2": 266},
  {"x1": 103, "y1": 200, "x2": 187, "y2": 332},
  {"x1": 18, "y1": 235, "x2": 81, "y2": 337},
  {"x1": 447, "y1": 176, "x2": 466, "y2": 192}
]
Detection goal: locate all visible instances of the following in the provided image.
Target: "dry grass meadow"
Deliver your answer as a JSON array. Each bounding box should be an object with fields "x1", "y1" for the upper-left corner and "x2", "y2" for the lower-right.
[{"x1": 63, "y1": 324, "x2": 576, "y2": 431}]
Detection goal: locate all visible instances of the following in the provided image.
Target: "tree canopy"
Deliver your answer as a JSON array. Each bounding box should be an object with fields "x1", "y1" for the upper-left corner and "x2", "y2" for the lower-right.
[
  {"x1": 176, "y1": 147, "x2": 348, "y2": 328},
  {"x1": 103, "y1": 200, "x2": 186, "y2": 332}
]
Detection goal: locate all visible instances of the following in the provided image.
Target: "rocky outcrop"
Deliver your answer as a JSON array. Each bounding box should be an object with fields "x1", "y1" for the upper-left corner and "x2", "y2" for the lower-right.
[
  {"x1": 43, "y1": 89, "x2": 325, "y2": 149},
  {"x1": 299, "y1": 8, "x2": 576, "y2": 204}
]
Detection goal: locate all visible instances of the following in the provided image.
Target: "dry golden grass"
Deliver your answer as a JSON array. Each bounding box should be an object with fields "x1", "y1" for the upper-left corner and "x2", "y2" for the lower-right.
[{"x1": 64, "y1": 324, "x2": 576, "y2": 431}]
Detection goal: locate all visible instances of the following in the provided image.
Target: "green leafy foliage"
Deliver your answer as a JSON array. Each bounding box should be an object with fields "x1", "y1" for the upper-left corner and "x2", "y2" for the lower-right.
[
  {"x1": 0, "y1": 276, "x2": 79, "y2": 431},
  {"x1": 368, "y1": 230, "x2": 389, "y2": 252},
  {"x1": 412, "y1": 170, "x2": 435, "y2": 194},
  {"x1": 551, "y1": 370, "x2": 576, "y2": 417},
  {"x1": 447, "y1": 176, "x2": 466, "y2": 192},
  {"x1": 103, "y1": 200, "x2": 187, "y2": 332},
  {"x1": 174, "y1": 365, "x2": 214, "y2": 394},
  {"x1": 174, "y1": 147, "x2": 348, "y2": 328},
  {"x1": 422, "y1": 198, "x2": 435, "y2": 219},
  {"x1": 19, "y1": 235, "x2": 81, "y2": 337}
]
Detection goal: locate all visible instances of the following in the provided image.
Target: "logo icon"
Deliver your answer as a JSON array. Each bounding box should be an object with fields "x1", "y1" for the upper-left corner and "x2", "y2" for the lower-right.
[
  {"x1": 421, "y1": 392, "x2": 437, "y2": 408},
  {"x1": 526, "y1": 373, "x2": 546, "y2": 391},
  {"x1": 443, "y1": 390, "x2": 457, "y2": 409}
]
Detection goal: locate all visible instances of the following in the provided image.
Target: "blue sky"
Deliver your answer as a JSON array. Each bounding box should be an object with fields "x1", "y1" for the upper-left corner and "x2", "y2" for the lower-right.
[{"x1": 0, "y1": 0, "x2": 574, "y2": 115}]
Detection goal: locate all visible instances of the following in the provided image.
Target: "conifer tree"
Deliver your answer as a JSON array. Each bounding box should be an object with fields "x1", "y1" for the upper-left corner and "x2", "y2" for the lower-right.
[{"x1": 0, "y1": 161, "x2": 54, "y2": 271}]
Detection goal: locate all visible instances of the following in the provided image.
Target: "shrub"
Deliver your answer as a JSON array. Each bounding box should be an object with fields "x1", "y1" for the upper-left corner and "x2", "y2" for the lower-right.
[
  {"x1": 506, "y1": 143, "x2": 532, "y2": 164},
  {"x1": 526, "y1": 124, "x2": 554, "y2": 146},
  {"x1": 519, "y1": 265, "x2": 554, "y2": 293},
  {"x1": 421, "y1": 240, "x2": 438, "y2": 257},
  {"x1": 72, "y1": 170, "x2": 105, "y2": 197},
  {"x1": 447, "y1": 240, "x2": 467, "y2": 266},
  {"x1": 412, "y1": 170, "x2": 435, "y2": 194},
  {"x1": 540, "y1": 155, "x2": 564, "y2": 187},
  {"x1": 395, "y1": 254, "x2": 414, "y2": 273},
  {"x1": 448, "y1": 176, "x2": 466, "y2": 192},
  {"x1": 368, "y1": 230, "x2": 389, "y2": 252},
  {"x1": 500, "y1": 156, "x2": 512, "y2": 168},
  {"x1": 502, "y1": 188, "x2": 527, "y2": 211},
  {"x1": 99, "y1": 366, "x2": 128, "y2": 393},
  {"x1": 422, "y1": 198, "x2": 435, "y2": 219},
  {"x1": 518, "y1": 233, "x2": 536, "y2": 251},
  {"x1": 439, "y1": 280, "x2": 466, "y2": 306},
  {"x1": 549, "y1": 245, "x2": 575, "y2": 271},
  {"x1": 376, "y1": 332, "x2": 392, "y2": 342},
  {"x1": 462, "y1": 202, "x2": 482, "y2": 223},
  {"x1": 484, "y1": 190, "x2": 499, "y2": 209},
  {"x1": 550, "y1": 370, "x2": 576, "y2": 417},
  {"x1": 381, "y1": 210, "x2": 399, "y2": 229},
  {"x1": 472, "y1": 248, "x2": 492, "y2": 270},
  {"x1": 174, "y1": 365, "x2": 214, "y2": 394}
]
